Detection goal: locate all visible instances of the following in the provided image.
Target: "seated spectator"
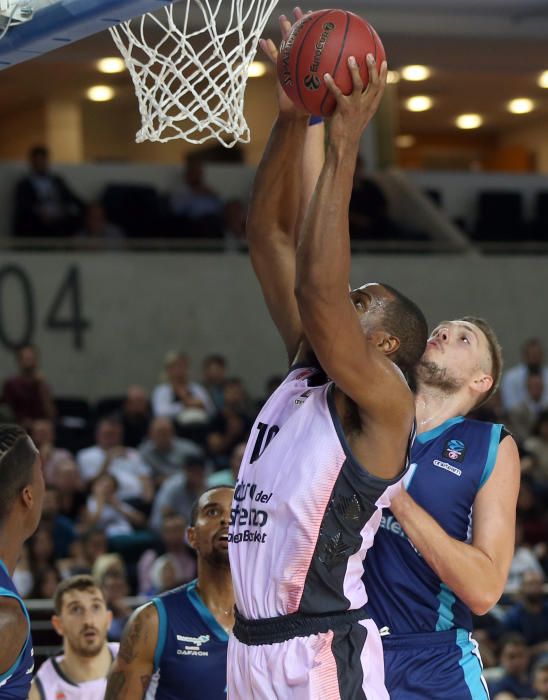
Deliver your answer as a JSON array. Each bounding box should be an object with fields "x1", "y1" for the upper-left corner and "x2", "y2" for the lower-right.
[
  {"x1": 31, "y1": 418, "x2": 76, "y2": 488},
  {"x1": 150, "y1": 456, "x2": 207, "y2": 532},
  {"x1": 168, "y1": 152, "x2": 223, "y2": 236},
  {"x1": 208, "y1": 441, "x2": 246, "y2": 488},
  {"x1": 2, "y1": 345, "x2": 55, "y2": 429},
  {"x1": 114, "y1": 385, "x2": 152, "y2": 448},
  {"x1": 13, "y1": 544, "x2": 34, "y2": 598},
  {"x1": 139, "y1": 416, "x2": 203, "y2": 486},
  {"x1": 524, "y1": 410, "x2": 548, "y2": 487},
  {"x1": 502, "y1": 570, "x2": 548, "y2": 659},
  {"x1": 222, "y1": 198, "x2": 247, "y2": 252},
  {"x1": 40, "y1": 487, "x2": 76, "y2": 559},
  {"x1": 152, "y1": 351, "x2": 214, "y2": 432},
  {"x1": 137, "y1": 514, "x2": 196, "y2": 595},
  {"x1": 76, "y1": 201, "x2": 125, "y2": 248},
  {"x1": 202, "y1": 354, "x2": 228, "y2": 411},
  {"x1": 80, "y1": 474, "x2": 146, "y2": 537},
  {"x1": 517, "y1": 478, "x2": 548, "y2": 546},
  {"x1": 489, "y1": 634, "x2": 536, "y2": 699},
  {"x1": 31, "y1": 565, "x2": 61, "y2": 599},
  {"x1": 533, "y1": 659, "x2": 548, "y2": 700},
  {"x1": 206, "y1": 378, "x2": 253, "y2": 470},
  {"x1": 13, "y1": 145, "x2": 85, "y2": 237},
  {"x1": 92, "y1": 555, "x2": 131, "y2": 641},
  {"x1": 506, "y1": 520, "x2": 545, "y2": 598},
  {"x1": 78, "y1": 527, "x2": 108, "y2": 571},
  {"x1": 28, "y1": 524, "x2": 57, "y2": 575},
  {"x1": 53, "y1": 459, "x2": 86, "y2": 521},
  {"x1": 76, "y1": 418, "x2": 153, "y2": 507},
  {"x1": 507, "y1": 373, "x2": 548, "y2": 444},
  {"x1": 501, "y1": 339, "x2": 548, "y2": 413}
]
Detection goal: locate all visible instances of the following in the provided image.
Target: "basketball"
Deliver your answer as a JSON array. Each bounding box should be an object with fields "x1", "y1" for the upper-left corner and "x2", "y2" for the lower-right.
[{"x1": 277, "y1": 9, "x2": 386, "y2": 117}]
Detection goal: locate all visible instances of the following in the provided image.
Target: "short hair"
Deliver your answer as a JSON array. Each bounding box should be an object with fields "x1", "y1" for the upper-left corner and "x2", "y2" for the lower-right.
[
  {"x1": 189, "y1": 486, "x2": 234, "y2": 526},
  {"x1": 0, "y1": 425, "x2": 37, "y2": 522},
  {"x1": 459, "y1": 316, "x2": 503, "y2": 407},
  {"x1": 378, "y1": 284, "x2": 428, "y2": 376},
  {"x1": 499, "y1": 633, "x2": 527, "y2": 652},
  {"x1": 203, "y1": 354, "x2": 226, "y2": 368},
  {"x1": 53, "y1": 574, "x2": 104, "y2": 615}
]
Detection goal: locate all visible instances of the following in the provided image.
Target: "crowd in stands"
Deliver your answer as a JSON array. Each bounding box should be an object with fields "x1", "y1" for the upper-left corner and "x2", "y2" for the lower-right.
[{"x1": 0, "y1": 335, "x2": 547, "y2": 697}]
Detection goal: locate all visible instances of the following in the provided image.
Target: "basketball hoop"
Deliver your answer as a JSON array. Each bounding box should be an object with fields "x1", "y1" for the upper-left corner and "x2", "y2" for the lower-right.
[
  {"x1": 0, "y1": 0, "x2": 33, "y2": 41},
  {"x1": 110, "y1": 0, "x2": 280, "y2": 147}
]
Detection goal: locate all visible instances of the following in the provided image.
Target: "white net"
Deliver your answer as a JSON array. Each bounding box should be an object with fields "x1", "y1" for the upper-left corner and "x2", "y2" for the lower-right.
[{"x1": 110, "y1": 0, "x2": 280, "y2": 147}]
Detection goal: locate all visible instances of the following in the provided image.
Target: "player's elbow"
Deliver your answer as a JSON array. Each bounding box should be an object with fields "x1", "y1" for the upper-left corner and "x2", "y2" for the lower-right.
[{"x1": 466, "y1": 587, "x2": 502, "y2": 616}]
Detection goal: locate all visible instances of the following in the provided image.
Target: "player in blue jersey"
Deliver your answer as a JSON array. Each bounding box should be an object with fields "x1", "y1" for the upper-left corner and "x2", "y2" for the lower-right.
[
  {"x1": 104, "y1": 485, "x2": 234, "y2": 700},
  {"x1": 364, "y1": 317, "x2": 521, "y2": 699},
  {"x1": 0, "y1": 424, "x2": 44, "y2": 699}
]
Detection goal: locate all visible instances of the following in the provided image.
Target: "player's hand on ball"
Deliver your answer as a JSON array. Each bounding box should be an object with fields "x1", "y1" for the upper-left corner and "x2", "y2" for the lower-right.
[
  {"x1": 325, "y1": 54, "x2": 387, "y2": 143},
  {"x1": 260, "y1": 8, "x2": 309, "y2": 118}
]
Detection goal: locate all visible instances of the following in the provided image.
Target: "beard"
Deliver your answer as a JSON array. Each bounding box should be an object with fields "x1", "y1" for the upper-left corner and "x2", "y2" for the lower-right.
[
  {"x1": 416, "y1": 359, "x2": 464, "y2": 394},
  {"x1": 204, "y1": 548, "x2": 230, "y2": 569},
  {"x1": 68, "y1": 633, "x2": 105, "y2": 658}
]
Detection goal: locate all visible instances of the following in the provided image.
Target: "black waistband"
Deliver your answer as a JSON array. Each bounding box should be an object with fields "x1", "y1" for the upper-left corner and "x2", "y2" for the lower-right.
[{"x1": 233, "y1": 606, "x2": 370, "y2": 646}]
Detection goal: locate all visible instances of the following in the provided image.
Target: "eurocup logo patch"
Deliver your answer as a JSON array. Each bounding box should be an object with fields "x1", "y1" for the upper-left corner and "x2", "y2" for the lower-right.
[
  {"x1": 443, "y1": 439, "x2": 466, "y2": 463},
  {"x1": 304, "y1": 73, "x2": 321, "y2": 90}
]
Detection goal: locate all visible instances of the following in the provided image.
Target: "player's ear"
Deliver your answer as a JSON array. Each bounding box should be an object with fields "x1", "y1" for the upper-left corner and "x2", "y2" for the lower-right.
[
  {"x1": 470, "y1": 371, "x2": 493, "y2": 397},
  {"x1": 51, "y1": 614, "x2": 64, "y2": 637},
  {"x1": 372, "y1": 329, "x2": 400, "y2": 356},
  {"x1": 186, "y1": 526, "x2": 197, "y2": 550},
  {"x1": 106, "y1": 609, "x2": 113, "y2": 627}
]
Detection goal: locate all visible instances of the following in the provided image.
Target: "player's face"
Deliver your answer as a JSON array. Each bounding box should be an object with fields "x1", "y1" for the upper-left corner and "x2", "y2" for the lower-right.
[
  {"x1": 187, "y1": 488, "x2": 234, "y2": 567},
  {"x1": 53, "y1": 588, "x2": 112, "y2": 658},
  {"x1": 417, "y1": 320, "x2": 491, "y2": 393},
  {"x1": 350, "y1": 283, "x2": 394, "y2": 331}
]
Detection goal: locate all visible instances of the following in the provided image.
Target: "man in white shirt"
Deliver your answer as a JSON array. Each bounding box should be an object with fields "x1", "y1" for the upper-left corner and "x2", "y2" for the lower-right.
[
  {"x1": 139, "y1": 417, "x2": 203, "y2": 486},
  {"x1": 501, "y1": 338, "x2": 548, "y2": 411}
]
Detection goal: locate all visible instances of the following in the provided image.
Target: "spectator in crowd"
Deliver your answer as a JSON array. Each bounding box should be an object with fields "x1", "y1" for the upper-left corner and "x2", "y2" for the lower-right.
[
  {"x1": 222, "y1": 198, "x2": 247, "y2": 252},
  {"x1": 501, "y1": 339, "x2": 548, "y2": 412},
  {"x1": 40, "y1": 487, "x2": 76, "y2": 559},
  {"x1": 152, "y1": 351, "x2": 214, "y2": 431},
  {"x1": 256, "y1": 374, "x2": 283, "y2": 411},
  {"x1": 76, "y1": 418, "x2": 153, "y2": 508},
  {"x1": 208, "y1": 441, "x2": 246, "y2": 488},
  {"x1": 202, "y1": 354, "x2": 228, "y2": 411},
  {"x1": 31, "y1": 565, "x2": 61, "y2": 599},
  {"x1": 76, "y1": 201, "x2": 125, "y2": 248},
  {"x1": 12, "y1": 544, "x2": 34, "y2": 598},
  {"x1": 517, "y1": 478, "x2": 548, "y2": 546},
  {"x1": 92, "y1": 554, "x2": 132, "y2": 641},
  {"x1": 31, "y1": 419, "x2": 74, "y2": 487},
  {"x1": 206, "y1": 378, "x2": 253, "y2": 470},
  {"x1": 53, "y1": 459, "x2": 87, "y2": 521},
  {"x1": 489, "y1": 634, "x2": 536, "y2": 699},
  {"x1": 507, "y1": 373, "x2": 548, "y2": 444},
  {"x1": 506, "y1": 520, "x2": 545, "y2": 598},
  {"x1": 2, "y1": 345, "x2": 55, "y2": 428},
  {"x1": 117, "y1": 385, "x2": 152, "y2": 448},
  {"x1": 137, "y1": 513, "x2": 196, "y2": 595},
  {"x1": 80, "y1": 527, "x2": 108, "y2": 571},
  {"x1": 28, "y1": 525, "x2": 56, "y2": 577},
  {"x1": 168, "y1": 152, "x2": 223, "y2": 236},
  {"x1": 502, "y1": 570, "x2": 548, "y2": 658},
  {"x1": 139, "y1": 416, "x2": 203, "y2": 487},
  {"x1": 13, "y1": 145, "x2": 85, "y2": 237},
  {"x1": 524, "y1": 410, "x2": 548, "y2": 487},
  {"x1": 533, "y1": 660, "x2": 548, "y2": 700},
  {"x1": 29, "y1": 575, "x2": 118, "y2": 700},
  {"x1": 150, "y1": 455, "x2": 208, "y2": 532},
  {"x1": 80, "y1": 473, "x2": 146, "y2": 537}
]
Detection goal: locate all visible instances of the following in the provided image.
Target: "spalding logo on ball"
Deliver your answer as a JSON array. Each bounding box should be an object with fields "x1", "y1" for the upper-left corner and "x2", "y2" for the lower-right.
[{"x1": 277, "y1": 9, "x2": 386, "y2": 117}]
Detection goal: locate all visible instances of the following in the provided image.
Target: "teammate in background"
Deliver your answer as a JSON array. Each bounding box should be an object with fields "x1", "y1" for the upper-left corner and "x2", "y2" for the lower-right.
[
  {"x1": 227, "y1": 13, "x2": 427, "y2": 700},
  {"x1": 104, "y1": 486, "x2": 234, "y2": 700},
  {"x1": 364, "y1": 319, "x2": 520, "y2": 699},
  {"x1": 29, "y1": 575, "x2": 118, "y2": 699},
  {"x1": 0, "y1": 424, "x2": 44, "y2": 698}
]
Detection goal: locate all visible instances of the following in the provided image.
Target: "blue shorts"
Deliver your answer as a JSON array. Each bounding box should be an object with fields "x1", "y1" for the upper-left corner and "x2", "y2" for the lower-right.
[{"x1": 382, "y1": 629, "x2": 490, "y2": 700}]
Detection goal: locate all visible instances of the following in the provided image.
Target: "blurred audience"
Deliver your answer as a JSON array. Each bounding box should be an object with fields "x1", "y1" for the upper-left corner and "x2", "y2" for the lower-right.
[
  {"x1": 117, "y1": 385, "x2": 152, "y2": 448},
  {"x1": 31, "y1": 419, "x2": 74, "y2": 487},
  {"x1": 501, "y1": 339, "x2": 548, "y2": 413},
  {"x1": 150, "y1": 455, "x2": 207, "y2": 532},
  {"x1": 76, "y1": 201, "x2": 125, "y2": 247},
  {"x1": 502, "y1": 571, "x2": 548, "y2": 658},
  {"x1": 2, "y1": 345, "x2": 55, "y2": 429},
  {"x1": 202, "y1": 354, "x2": 228, "y2": 412},
  {"x1": 488, "y1": 634, "x2": 536, "y2": 699}
]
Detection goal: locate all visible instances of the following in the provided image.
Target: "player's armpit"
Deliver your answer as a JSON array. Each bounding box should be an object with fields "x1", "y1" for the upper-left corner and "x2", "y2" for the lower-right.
[
  {"x1": 28, "y1": 679, "x2": 41, "y2": 700},
  {"x1": 0, "y1": 597, "x2": 28, "y2": 676},
  {"x1": 104, "y1": 603, "x2": 158, "y2": 700}
]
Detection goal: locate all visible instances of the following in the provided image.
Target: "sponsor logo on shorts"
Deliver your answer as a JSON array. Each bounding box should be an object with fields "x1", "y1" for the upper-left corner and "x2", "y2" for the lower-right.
[
  {"x1": 176, "y1": 634, "x2": 210, "y2": 657},
  {"x1": 433, "y1": 459, "x2": 462, "y2": 477},
  {"x1": 442, "y1": 439, "x2": 466, "y2": 463},
  {"x1": 304, "y1": 21, "x2": 336, "y2": 91}
]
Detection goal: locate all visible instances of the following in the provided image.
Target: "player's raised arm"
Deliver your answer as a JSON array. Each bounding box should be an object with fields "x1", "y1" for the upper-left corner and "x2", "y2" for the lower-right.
[
  {"x1": 104, "y1": 603, "x2": 157, "y2": 700},
  {"x1": 296, "y1": 56, "x2": 415, "y2": 428},
  {"x1": 247, "y1": 12, "x2": 315, "y2": 364}
]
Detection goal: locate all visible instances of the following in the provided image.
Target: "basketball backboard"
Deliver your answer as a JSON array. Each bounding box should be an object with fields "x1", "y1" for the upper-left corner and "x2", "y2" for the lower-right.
[{"x1": 0, "y1": 0, "x2": 174, "y2": 68}]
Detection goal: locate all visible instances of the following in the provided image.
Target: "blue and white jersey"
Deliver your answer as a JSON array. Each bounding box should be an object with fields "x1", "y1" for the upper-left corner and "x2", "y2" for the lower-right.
[
  {"x1": 0, "y1": 559, "x2": 34, "y2": 699},
  {"x1": 364, "y1": 417, "x2": 508, "y2": 634},
  {"x1": 146, "y1": 580, "x2": 228, "y2": 700}
]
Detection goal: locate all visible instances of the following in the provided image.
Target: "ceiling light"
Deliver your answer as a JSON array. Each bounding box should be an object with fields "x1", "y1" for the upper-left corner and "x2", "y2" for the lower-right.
[
  {"x1": 405, "y1": 95, "x2": 433, "y2": 112},
  {"x1": 248, "y1": 61, "x2": 267, "y2": 78},
  {"x1": 96, "y1": 57, "x2": 126, "y2": 74},
  {"x1": 395, "y1": 134, "x2": 416, "y2": 148},
  {"x1": 86, "y1": 85, "x2": 115, "y2": 102},
  {"x1": 455, "y1": 113, "x2": 483, "y2": 129},
  {"x1": 538, "y1": 71, "x2": 548, "y2": 88},
  {"x1": 508, "y1": 98, "x2": 534, "y2": 114},
  {"x1": 387, "y1": 70, "x2": 400, "y2": 84},
  {"x1": 401, "y1": 65, "x2": 431, "y2": 81}
]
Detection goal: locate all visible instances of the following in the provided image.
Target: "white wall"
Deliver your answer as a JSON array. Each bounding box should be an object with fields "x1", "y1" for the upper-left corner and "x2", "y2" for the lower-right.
[{"x1": 0, "y1": 253, "x2": 545, "y2": 400}]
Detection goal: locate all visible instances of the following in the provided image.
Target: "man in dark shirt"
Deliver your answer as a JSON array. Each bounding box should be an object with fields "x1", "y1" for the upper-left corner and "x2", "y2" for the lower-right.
[
  {"x1": 2, "y1": 345, "x2": 55, "y2": 429},
  {"x1": 489, "y1": 634, "x2": 536, "y2": 699},
  {"x1": 502, "y1": 570, "x2": 548, "y2": 659}
]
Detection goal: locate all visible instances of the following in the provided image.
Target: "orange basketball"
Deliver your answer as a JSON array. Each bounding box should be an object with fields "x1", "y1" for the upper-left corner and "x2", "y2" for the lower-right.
[{"x1": 277, "y1": 9, "x2": 386, "y2": 117}]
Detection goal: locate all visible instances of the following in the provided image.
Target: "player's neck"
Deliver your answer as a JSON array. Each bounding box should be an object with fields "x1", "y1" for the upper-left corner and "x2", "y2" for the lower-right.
[
  {"x1": 414, "y1": 386, "x2": 469, "y2": 434},
  {"x1": 0, "y1": 522, "x2": 26, "y2": 576},
  {"x1": 196, "y1": 562, "x2": 234, "y2": 632},
  {"x1": 60, "y1": 642, "x2": 112, "y2": 683}
]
